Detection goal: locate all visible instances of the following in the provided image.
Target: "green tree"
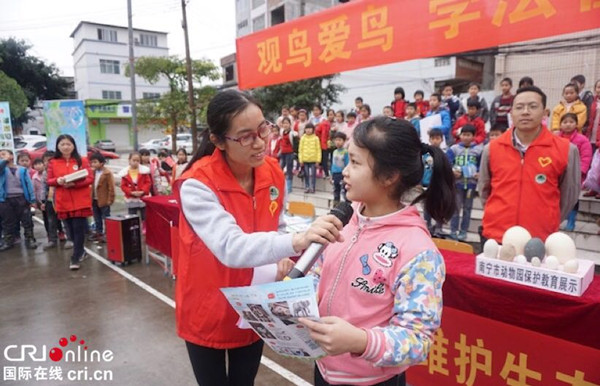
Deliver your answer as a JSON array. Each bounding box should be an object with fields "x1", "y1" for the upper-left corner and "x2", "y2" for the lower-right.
[
  {"x1": 0, "y1": 38, "x2": 70, "y2": 128},
  {"x1": 251, "y1": 75, "x2": 346, "y2": 119},
  {"x1": 127, "y1": 56, "x2": 220, "y2": 152},
  {"x1": 0, "y1": 71, "x2": 28, "y2": 126}
]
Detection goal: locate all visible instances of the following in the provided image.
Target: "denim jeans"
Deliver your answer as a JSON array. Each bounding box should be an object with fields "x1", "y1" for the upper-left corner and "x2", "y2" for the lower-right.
[
  {"x1": 279, "y1": 153, "x2": 294, "y2": 193},
  {"x1": 92, "y1": 199, "x2": 111, "y2": 235},
  {"x1": 451, "y1": 188, "x2": 474, "y2": 234},
  {"x1": 303, "y1": 163, "x2": 316, "y2": 190},
  {"x1": 424, "y1": 209, "x2": 443, "y2": 235},
  {"x1": 331, "y1": 172, "x2": 345, "y2": 202}
]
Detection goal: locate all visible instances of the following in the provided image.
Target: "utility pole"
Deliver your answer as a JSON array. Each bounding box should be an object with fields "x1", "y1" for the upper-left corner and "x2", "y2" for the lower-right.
[
  {"x1": 127, "y1": 0, "x2": 138, "y2": 150},
  {"x1": 181, "y1": 0, "x2": 198, "y2": 151}
]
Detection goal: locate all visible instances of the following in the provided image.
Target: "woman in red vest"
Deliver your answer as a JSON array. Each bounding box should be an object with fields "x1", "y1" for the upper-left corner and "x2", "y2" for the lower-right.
[
  {"x1": 175, "y1": 90, "x2": 343, "y2": 385},
  {"x1": 47, "y1": 134, "x2": 93, "y2": 270}
]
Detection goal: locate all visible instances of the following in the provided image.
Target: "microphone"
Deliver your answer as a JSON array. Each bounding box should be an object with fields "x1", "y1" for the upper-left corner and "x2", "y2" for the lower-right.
[{"x1": 285, "y1": 201, "x2": 354, "y2": 280}]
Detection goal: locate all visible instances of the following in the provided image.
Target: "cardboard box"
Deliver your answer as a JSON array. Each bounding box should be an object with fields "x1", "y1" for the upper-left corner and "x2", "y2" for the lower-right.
[{"x1": 475, "y1": 254, "x2": 595, "y2": 297}]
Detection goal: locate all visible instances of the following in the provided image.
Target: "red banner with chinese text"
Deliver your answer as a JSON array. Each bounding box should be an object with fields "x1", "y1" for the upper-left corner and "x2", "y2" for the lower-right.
[
  {"x1": 236, "y1": 0, "x2": 600, "y2": 89},
  {"x1": 406, "y1": 307, "x2": 600, "y2": 385}
]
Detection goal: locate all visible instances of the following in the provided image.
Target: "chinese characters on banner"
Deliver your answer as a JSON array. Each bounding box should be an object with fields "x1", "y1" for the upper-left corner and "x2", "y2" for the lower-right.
[
  {"x1": 406, "y1": 307, "x2": 600, "y2": 385},
  {"x1": 236, "y1": 0, "x2": 600, "y2": 89}
]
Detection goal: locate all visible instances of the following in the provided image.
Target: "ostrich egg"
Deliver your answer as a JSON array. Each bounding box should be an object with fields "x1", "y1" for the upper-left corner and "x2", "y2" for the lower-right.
[
  {"x1": 502, "y1": 226, "x2": 531, "y2": 255},
  {"x1": 545, "y1": 232, "x2": 576, "y2": 264}
]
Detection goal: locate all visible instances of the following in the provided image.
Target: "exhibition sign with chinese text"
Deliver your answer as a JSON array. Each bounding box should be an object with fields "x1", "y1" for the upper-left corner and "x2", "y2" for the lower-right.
[
  {"x1": 236, "y1": 0, "x2": 600, "y2": 89},
  {"x1": 406, "y1": 307, "x2": 600, "y2": 385}
]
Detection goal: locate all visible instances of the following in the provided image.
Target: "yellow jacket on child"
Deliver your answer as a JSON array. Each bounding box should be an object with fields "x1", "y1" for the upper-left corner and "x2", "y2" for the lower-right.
[
  {"x1": 551, "y1": 100, "x2": 587, "y2": 132},
  {"x1": 298, "y1": 134, "x2": 322, "y2": 163}
]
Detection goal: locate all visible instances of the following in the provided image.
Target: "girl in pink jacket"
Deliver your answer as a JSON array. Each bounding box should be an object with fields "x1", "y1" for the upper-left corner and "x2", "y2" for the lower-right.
[
  {"x1": 300, "y1": 116, "x2": 456, "y2": 386},
  {"x1": 558, "y1": 113, "x2": 592, "y2": 231}
]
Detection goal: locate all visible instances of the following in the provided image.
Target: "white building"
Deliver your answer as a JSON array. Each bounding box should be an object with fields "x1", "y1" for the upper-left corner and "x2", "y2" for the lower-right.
[{"x1": 70, "y1": 21, "x2": 170, "y2": 101}]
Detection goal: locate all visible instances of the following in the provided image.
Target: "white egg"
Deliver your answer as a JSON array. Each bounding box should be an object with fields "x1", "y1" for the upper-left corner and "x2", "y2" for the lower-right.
[
  {"x1": 545, "y1": 232, "x2": 577, "y2": 264},
  {"x1": 544, "y1": 255, "x2": 559, "y2": 270},
  {"x1": 483, "y1": 239, "x2": 499, "y2": 259},
  {"x1": 502, "y1": 226, "x2": 532, "y2": 256},
  {"x1": 514, "y1": 255, "x2": 527, "y2": 264},
  {"x1": 564, "y1": 259, "x2": 579, "y2": 274},
  {"x1": 531, "y1": 257, "x2": 542, "y2": 267}
]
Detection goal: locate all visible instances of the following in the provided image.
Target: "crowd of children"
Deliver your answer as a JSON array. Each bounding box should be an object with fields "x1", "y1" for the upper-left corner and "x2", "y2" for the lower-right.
[
  {"x1": 0, "y1": 133, "x2": 190, "y2": 269},
  {"x1": 2, "y1": 73, "x2": 599, "y2": 263},
  {"x1": 261, "y1": 74, "x2": 600, "y2": 239}
]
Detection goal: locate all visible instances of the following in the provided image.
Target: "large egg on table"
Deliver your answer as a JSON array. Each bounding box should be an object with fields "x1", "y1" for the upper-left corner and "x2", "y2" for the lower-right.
[
  {"x1": 523, "y1": 238, "x2": 545, "y2": 262},
  {"x1": 545, "y1": 232, "x2": 576, "y2": 264},
  {"x1": 502, "y1": 226, "x2": 531, "y2": 256}
]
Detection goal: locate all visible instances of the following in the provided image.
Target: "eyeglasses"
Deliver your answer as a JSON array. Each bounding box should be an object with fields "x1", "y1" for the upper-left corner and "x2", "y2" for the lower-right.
[
  {"x1": 513, "y1": 103, "x2": 542, "y2": 112},
  {"x1": 224, "y1": 120, "x2": 273, "y2": 147}
]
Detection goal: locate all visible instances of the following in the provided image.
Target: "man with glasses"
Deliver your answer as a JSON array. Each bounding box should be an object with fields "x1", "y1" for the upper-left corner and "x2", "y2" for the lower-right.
[{"x1": 477, "y1": 86, "x2": 581, "y2": 246}]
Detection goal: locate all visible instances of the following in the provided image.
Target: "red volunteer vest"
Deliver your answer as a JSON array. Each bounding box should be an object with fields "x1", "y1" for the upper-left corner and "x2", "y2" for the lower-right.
[
  {"x1": 483, "y1": 127, "x2": 570, "y2": 242},
  {"x1": 49, "y1": 157, "x2": 92, "y2": 213},
  {"x1": 175, "y1": 149, "x2": 285, "y2": 348}
]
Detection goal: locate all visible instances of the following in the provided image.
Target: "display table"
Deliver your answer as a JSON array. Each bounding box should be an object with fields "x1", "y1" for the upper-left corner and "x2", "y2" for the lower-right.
[
  {"x1": 441, "y1": 250, "x2": 600, "y2": 350},
  {"x1": 142, "y1": 195, "x2": 181, "y2": 276},
  {"x1": 406, "y1": 250, "x2": 600, "y2": 385}
]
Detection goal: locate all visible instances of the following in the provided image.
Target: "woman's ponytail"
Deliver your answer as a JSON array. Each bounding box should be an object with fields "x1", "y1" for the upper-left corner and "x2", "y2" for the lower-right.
[{"x1": 184, "y1": 129, "x2": 214, "y2": 173}]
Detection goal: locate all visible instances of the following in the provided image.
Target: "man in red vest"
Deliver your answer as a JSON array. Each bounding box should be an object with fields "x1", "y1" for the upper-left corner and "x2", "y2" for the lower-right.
[{"x1": 477, "y1": 86, "x2": 581, "y2": 244}]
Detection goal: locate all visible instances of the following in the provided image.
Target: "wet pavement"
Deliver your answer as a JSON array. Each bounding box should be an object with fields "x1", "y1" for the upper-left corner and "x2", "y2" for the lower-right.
[{"x1": 0, "y1": 210, "x2": 315, "y2": 385}]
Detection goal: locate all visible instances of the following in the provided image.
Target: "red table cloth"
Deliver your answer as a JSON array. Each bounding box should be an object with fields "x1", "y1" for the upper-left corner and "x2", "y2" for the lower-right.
[
  {"x1": 441, "y1": 250, "x2": 600, "y2": 350},
  {"x1": 142, "y1": 195, "x2": 180, "y2": 257}
]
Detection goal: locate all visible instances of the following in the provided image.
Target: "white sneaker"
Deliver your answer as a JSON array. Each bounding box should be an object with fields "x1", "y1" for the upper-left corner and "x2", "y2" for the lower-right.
[
  {"x1": 69, "y1": 262, "x2": 80, "y2": 270},
  {"x1": 64, "y1": 241, "x2": 74, "y2": 249}
]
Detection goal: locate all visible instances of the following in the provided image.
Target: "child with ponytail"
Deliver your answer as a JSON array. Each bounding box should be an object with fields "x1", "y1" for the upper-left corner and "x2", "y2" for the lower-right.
[{"x1": 300, "y1": 116, "x2": 456, "y2": 386}]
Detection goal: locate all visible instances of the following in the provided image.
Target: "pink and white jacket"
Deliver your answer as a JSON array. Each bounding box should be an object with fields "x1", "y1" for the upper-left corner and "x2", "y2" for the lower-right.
[
  {"x1": 313, "y1": 204, "x2": 445, "y2": 385},
  {"x1": 558, "y1": 130, "x2": 593, "y2": 181}
]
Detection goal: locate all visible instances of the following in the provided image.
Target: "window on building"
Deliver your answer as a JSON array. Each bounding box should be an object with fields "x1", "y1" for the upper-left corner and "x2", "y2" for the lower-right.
[
  {"x1": 252, "y1": 15, "x2": 265, "y2": 32},
  {"x1": 142, "y1": 92, "x2": 161, "y2": 100},
  {"x1": 100, "y1": 59, "x2": 120, "y2": 74},
  {"x1": 252, "y1": 0, "x2": 265, "y2": 9},
  {"x1": 224, "y1": 65, "x2": 234, "y2": 83},
  {"x1": 139, "y1": 34, "x2": 158, "y2": 47},
  {"x1": 97, "y1": 28, "x2": 118, "y2": 42},
  {"x1": 271, "y1": 6, "x2": 285, "y2": 26},
  {"x1": 102, "y1": 90, "x2": 122, "y2": 100},
  {"x1": 237, "y1": 19, "x2": 248, "y2": 30},
  {"x1": 434, "y1": 58, "x2": 451, "y2": 67}
]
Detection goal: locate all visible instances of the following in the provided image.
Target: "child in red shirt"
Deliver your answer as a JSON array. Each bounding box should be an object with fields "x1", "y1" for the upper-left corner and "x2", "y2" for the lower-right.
[{"x1": 452, "y1": 99, "x2": 486, "y2": 144}]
